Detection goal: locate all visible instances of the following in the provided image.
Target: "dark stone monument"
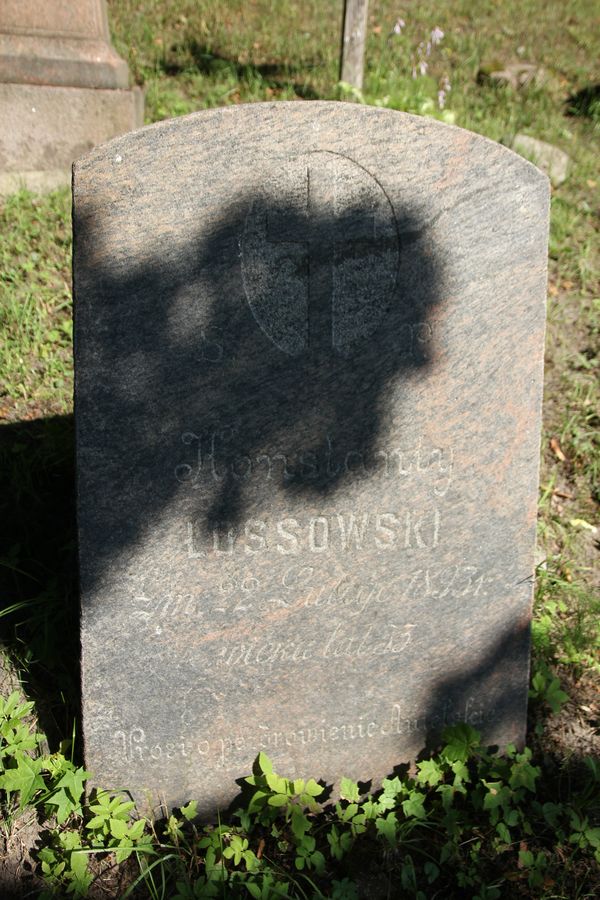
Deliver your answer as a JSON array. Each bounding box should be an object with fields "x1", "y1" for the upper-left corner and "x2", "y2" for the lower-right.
[{"x1": 74, "y1": 102, "x2": 549, "y2": 815}]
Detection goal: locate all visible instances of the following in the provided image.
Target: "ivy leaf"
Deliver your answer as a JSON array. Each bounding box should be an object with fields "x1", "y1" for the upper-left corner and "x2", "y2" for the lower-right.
[
  {"x1": 505, "y1": 808, "x2": 520, "y2": 827},
  {"x1": 496, "y1": 821, "x2": 511, "y2": 843},
  {"x1": 45, "y1": 788, "x2": 76, "y2": 824},
  {"x1": 510, "y1": 760, "x2": 540, "y2": 793},
  {"x1": 584, "y1": 827, "x2": 600, "y2": 849},
  {"x1": 304, "y1": 778, "x2": 323, "y2": 798},
  {"x1": 401, "y1": 792, "x2": 427, "y2": 820},
  {"x1": 340, "y1": 777, "x2": 360, "y2": 803},
  {"x1": 58, "y1": 766, "x2": 89, "y2": 801},
  {"x1": 248, "y1": 789, "x2": 269, "y2": 813},
  {"x1": 381, "y1": 776, "x2": 403, "y2": 797},
  {"x1": 180, "y1": 800, "x2": 197, "y2": 821},
  {"x1": 442, "y1": 724, "x2": 481, "y2": 762},
  {"x1": 0, "y1": 755, "x2": 45, "y2": 807},
  {"x1": 545, "y1": 678, "x2": 569, "y2": 713},
  {"x1": 290, "y1": 807, "x2": 310, "y2": 840},
  {"x1": 45, "y1": 766, "x2": 89, "y2": 823},
  {"x1": 451, "y1": 760, "x2": 470, "y2": 784},
  {"x1": 265, "y1": 772, "x2": 288, "y2": 794},
  {"x1": 375, "y1": 811, "x2": 397, "y2": 847},
  {"x1": 416, "y1": 758, "x2": 443, "y2": 787},
  {"x1": 424, "y1": 861, "x2": 440, "y2": 884},
  {"x1": 110, "y1": 817, "x2": 129, "y2": 839},
  {"x1": 128, "y1": 819, "x2": 146, "y2": 840},
  {"x1": 542, "y1": 802, "x2": 562, "y2": 828},
  {"x1": 69, "y1": 848, "x2": 93, "y2": 892},
  {"x1": 253, "y1": 752, "x2": 273, "y2": 776},
  {"x1": 310, "y1": 849, "x2": 326, "y2": 874}
]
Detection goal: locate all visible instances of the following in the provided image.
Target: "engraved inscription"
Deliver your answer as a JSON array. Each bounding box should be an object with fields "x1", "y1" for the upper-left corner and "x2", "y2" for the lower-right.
[
  {"x1": 241, "y1": 151, "x2": 400, "y2": 357},
  {"x1": 186, "y1": 508, "x2": 441, "y2": 558},
  {"x1": 215, "y1": 621, "x2": 415, "y2": 669},
  {"x1": 132, "y1": 564, "x2": 494, "y2": 626},
  {"x1": 175, "y1": 432, "x2": 454, "y2": 496},
  {"x1": 113, "y1": 698, "x2": 497, "y2": 771}
]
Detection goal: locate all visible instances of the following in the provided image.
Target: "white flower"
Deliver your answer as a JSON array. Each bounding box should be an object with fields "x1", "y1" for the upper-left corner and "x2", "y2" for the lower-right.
[
  {"x1": 392, "y1": 18, "x2": 406, "y2": 35},
  {"x1": 430, "y1": 26, "x2": 444, "y2": 45}
]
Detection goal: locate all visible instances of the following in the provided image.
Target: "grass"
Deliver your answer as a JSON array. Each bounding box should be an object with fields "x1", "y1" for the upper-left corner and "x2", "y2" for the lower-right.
[
  {"x1": 0, "y1": 0, "x2": 599, "y2": 896},
  {"x1": 0, "y1": 191, "x2": 72, "y2": 423}
]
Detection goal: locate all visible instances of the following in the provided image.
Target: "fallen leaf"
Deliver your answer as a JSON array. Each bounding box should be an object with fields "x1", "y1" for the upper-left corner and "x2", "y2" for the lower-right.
[
  {"x1": 550, "y1": 437, "x2": 567, "y2": 461},
  {"x1": 569, "y1": 518, "x2": 598, "y2": 533}
]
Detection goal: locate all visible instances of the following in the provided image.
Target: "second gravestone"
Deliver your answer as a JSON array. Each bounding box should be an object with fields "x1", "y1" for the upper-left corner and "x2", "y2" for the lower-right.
[{"x1": 74, "y1": 102, "x2": 549, "y2": 815}]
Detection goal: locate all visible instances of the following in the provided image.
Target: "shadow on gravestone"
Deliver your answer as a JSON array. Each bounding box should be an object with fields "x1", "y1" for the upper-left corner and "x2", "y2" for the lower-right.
[
  {"x1": 75, "y1": 192, "x2": 444, "y2": 576},
  {"x1": 0, "y1": 402, "x2": 532, "y2": 821}
]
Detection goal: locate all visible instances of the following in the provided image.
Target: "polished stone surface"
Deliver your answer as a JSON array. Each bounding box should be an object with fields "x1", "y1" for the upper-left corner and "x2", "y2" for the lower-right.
[{"x1": 74, "y1": 102, "x2": 549, "y2": 816}]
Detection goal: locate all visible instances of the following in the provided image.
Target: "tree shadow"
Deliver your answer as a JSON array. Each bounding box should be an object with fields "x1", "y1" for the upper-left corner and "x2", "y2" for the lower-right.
[
  {"x1": 0, "y1": 414, "x2": 79, "y2": 749},
  {"x1": 159, "y1": 40, "x2": 321, "y2": 99},
  {"x1": 75, "y1": 187, "x2": 444, "y2": 593},
  {"x1": 565, "y1": 83, "x2": 600, "y2": 121}
]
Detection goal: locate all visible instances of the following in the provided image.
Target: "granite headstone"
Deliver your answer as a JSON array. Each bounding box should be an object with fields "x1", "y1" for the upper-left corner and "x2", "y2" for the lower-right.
[{"x1": 74, "y1": 102, "x2": 549, "y2": 815}]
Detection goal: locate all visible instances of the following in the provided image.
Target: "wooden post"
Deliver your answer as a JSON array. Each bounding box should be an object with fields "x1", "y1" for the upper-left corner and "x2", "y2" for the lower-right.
[{"x1": 340, "y1": 0, "x2": 369, "y2": 90}]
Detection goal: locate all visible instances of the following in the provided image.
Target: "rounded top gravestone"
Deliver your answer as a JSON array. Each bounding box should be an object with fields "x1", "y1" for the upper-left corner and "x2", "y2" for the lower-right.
[{"x1": 73, "y1": 102, "x2": 549, "y2": 816}]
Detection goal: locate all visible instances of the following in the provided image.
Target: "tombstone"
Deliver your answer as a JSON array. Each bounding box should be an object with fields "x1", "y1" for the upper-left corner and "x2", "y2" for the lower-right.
[
  {"x1": 74, "y1": 102, "x2": 549, "y2": 816},
  {"x1": 0, "y1": 0, "x2": 142, "y2": 196}
]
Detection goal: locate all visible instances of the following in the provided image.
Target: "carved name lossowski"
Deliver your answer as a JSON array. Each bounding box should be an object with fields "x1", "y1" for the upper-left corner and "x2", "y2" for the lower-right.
[
  {"x1": 113, "y1": 698, "x2": 497, "y2": 769},
  {"x1": 186, "y1": 508, "x2": 441, "y2": 557},
  {"x1": 175, "y1": 432, "x2": 454, "y2": 496}
]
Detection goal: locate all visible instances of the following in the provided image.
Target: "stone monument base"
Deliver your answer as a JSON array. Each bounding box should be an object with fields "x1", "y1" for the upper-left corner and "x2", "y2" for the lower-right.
[{"x1": 0, "y1": 81, "x2": 143, "y2": 196}]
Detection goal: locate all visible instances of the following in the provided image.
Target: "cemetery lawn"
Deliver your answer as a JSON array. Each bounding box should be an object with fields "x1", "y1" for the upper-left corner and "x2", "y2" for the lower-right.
[{"x1": 0, "y1": 1, "x2": 598, "y2": 897}]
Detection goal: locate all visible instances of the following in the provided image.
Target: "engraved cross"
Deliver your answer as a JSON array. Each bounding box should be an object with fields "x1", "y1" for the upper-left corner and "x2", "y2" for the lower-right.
[{"x1": 266, "y1": 163, "x2": 375, "y2": 354}]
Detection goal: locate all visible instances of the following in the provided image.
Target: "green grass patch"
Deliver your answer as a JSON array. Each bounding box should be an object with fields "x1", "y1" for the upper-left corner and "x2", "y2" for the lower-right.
[{"x1": 0, "y1": 190, "x2": 72, "y2": 422}]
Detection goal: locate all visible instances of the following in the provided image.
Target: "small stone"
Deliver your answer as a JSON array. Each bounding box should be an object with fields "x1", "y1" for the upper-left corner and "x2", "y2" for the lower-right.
[
  {"x1": 478, "y1": 62, "x2": 544, "y2": 90},
  {"x1": 512, "y1": 134, "x2": 570, "y2": 186}
]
